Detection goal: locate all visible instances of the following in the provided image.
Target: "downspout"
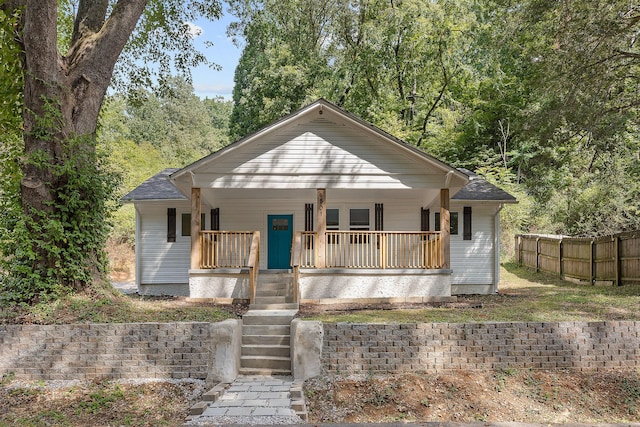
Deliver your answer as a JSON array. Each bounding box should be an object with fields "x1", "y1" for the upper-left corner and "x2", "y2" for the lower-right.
[{"x1": 493, "y1": 204, "x2": 504, "y2": 294}]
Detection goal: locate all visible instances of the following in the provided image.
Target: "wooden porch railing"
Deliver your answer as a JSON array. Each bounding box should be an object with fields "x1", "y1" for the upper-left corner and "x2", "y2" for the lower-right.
[
  {"x1": 199, "y1": 230, "x2": 260, "y2": 303},
  {"x1": 292, "y1": 231, "x2": 443, "y2": 269}
]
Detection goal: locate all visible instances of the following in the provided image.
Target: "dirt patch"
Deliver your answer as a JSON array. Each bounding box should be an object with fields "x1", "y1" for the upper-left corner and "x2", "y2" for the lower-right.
[
  {"x1": 298, "y1": 300, "x2": 480, "y2": 317},
  {"x1": 305, "y1": 370, "x2": 640, "y2": 424},
  {"x1": 0, "y1": 377, "x2": 205, "y2": 427}
]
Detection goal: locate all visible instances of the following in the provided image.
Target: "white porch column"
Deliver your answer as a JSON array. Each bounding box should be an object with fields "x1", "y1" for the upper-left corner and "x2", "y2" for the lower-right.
[
  {"x1": 190, "y1": 187, "x2": 202, "y2": 269},
  {"x1": 440, "y1": 188, "x2": 450, "y2": 269},
  {"x1": 317, "y1": 189, "x2": 326, "y2": 268}
]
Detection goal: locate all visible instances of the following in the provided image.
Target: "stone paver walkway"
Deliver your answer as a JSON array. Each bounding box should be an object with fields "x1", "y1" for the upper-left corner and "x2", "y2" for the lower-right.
[{"x1": 186, "y1": 375, "x2": 304, "y2": 426}]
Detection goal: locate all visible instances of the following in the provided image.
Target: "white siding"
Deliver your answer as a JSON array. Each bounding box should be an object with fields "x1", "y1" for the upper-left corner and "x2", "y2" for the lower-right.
[
  {"x1": 135, "y1": 196, "x2": 501, "y2": 291},
  {"x1": 137, "y1": 201, "x2": 191, "y2": 286},
  {"x1": 195, "y1": 117, "x2": 450, "y2": 189},
  {"x1": 449, "y1": 204, "x2": 496, "y2": 286}
]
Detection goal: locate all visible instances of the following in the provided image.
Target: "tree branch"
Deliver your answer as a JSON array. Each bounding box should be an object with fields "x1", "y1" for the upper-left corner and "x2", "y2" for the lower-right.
[
  {"x1": 70, "y1": 0, "x2": 109, "y2": 47},
  {"x1": 614, "y1": 49, "x2": 640, "y2": 60},
  {"x1": 417, "y1": 41, "x2": 450, "y2": 145}
]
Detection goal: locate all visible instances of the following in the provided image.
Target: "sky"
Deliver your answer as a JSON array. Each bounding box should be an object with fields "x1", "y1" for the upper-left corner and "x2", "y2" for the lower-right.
[{"x1": 189, "y1": 6, "x2": 242, "y2": 100}]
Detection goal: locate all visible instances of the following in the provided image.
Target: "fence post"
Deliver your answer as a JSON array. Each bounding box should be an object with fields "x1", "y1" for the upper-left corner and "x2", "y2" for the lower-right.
[
  {"x1": 535, "y1": 237, "x2": 540, "y2": 272},
  {"x1": 614, "y1": 235, "x2": 621, "y2": 286},
  {"x1": 514, "y1": 235, "x2": 520, "y2": 265},
  {"x1": 558, "y1": 238, "x2": 563, "y2": 279},
  {"x1": 590, "y1": 239, "x2": 595, "y2": 285}
]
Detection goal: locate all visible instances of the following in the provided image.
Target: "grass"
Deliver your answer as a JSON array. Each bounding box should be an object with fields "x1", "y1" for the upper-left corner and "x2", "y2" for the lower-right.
[
  {"x1": 0, "y1": 280, "x2": 238, "y2": 325},
  {"x1": 301, "y1": 262, "x2": 640, "y2": 323},
  {"x1": 2, "y1": 262, "x2": 639, "y2": 325}
]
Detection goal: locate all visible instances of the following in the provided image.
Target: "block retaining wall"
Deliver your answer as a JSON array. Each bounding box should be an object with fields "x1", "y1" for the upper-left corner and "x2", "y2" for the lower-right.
[
  {"x1": 1, "y1": 321, "x2": 639, "y2": 381},
  {"x1": 322, "y1": 321, "x2": 640, "y2": 374},
  {"x1": 0, "y1": 323, "x2": 212, "y2": 380}
]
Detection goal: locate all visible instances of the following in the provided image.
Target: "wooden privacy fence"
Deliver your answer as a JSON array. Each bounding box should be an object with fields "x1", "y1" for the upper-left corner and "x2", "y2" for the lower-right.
[{"x1": 515, "y1": 232, "x2": 640, "y2": 285}]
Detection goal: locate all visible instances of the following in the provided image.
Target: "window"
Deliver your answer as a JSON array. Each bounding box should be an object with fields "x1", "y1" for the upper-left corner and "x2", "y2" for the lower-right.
[
  {"x1": 349, "y1": 208, "x2": 370, "y2": 230},
  {"x1": 434, "y1": 212, "x2": 459, "y2": 235},
  {"x1": 182, "y1": 213, "x2": 206, "y2": 236},
  {"x1": 326, "y1": 208, "x2": 340, "y2": 230},
  {"x1": 350, "y1": 208, "x2": 370, "y2": 244},
  {"x1": 326, "y1": 208, "x2": 339, "y2": 244}
]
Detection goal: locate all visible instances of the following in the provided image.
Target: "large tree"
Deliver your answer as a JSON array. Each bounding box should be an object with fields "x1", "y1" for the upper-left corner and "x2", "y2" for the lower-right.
[{"x1": 0, "y1": 0, "x2": 220, "y2": 303}]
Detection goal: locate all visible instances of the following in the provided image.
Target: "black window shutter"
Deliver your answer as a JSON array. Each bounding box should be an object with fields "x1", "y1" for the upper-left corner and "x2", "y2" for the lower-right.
[
  {"x1": 434, "y1": 212, "x2": 440, "y2": 231},
  {"x1": 211, "y1": 208, "x2": 220, "y2": 231},
  {"x1": 463, "y1": 206, "x2": 472, "y2": 240},
  {"x1": 375, "y1": 203, "x2": 383, "y2": 231},
  {"x1": 305, "y1": 203, "x2": 313, "y2": 231},
  {"x1": 167, "y1": 208, "x2": 176, "y2": 242},
  {"x1": 421, "y1": 208, "x2": 430, "y2": 231}
]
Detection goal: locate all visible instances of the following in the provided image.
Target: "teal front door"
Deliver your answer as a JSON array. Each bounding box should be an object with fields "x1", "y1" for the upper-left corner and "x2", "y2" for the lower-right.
[{"x1": 268, "y1": 214, "x2": 293, "y2": 269}]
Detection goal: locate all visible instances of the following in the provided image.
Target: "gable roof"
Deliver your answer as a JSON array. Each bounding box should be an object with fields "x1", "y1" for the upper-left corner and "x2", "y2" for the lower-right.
[
  {"x1": 452, "y1": 169, "x2": 517, "y2": 203},
  {"x1": 121, "y1": 168, "x2": 187, "y2": 202},
  {"x1": 169, "y1": 98, "x2": 469, "y2": 191}
]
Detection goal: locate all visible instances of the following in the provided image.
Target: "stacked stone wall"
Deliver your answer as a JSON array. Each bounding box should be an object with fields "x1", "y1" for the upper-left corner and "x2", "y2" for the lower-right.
[
  {"x1": 2, "y1": 321, "x2": 638, "y2": 381},
  {"x1": 322, "y1": 321, "x2": 640, "y2": 374},
  {"x1": 0, "y1": 323, "x2": 211, "y2": 380}
]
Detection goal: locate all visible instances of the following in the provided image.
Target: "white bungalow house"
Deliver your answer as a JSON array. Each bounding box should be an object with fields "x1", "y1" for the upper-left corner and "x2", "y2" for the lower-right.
[{"x1": 123, "y1": 99, "x2": 516, "y2": 303}]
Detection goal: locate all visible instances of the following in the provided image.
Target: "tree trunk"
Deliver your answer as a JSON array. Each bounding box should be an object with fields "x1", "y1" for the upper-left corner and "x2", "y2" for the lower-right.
[{"x1": 4, "y1": 0, "x2": 148, "y2": 292}]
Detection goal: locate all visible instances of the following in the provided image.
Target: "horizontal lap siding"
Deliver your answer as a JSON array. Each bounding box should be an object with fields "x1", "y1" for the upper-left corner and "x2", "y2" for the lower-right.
[
  {"x1": 139, "y1": 203, "x2": 190, "y2": 284},
  {"x1": 213, "y1": 118, "x2": 433, "y2": 189},
  {"x1": 450, "y1": 205, "x2": 495, "y2": 285}
]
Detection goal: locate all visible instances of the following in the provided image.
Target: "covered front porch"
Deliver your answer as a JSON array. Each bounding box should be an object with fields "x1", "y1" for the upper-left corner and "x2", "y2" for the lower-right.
[{"x1": 187, "y1": 188, "x2": 454, "y2": 304}]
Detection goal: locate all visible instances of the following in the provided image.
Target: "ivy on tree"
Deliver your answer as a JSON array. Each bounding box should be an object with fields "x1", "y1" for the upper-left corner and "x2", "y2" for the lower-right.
[{"x1": 0, "y1": 0, "x2": 221, "y2": 304}]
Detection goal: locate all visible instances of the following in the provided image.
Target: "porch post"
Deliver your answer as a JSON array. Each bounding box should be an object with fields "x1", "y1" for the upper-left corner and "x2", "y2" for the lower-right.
[
  {"x1": 440, "y1": 188, "x2": 450, "y2": 269},
  {"x1": 317, "y1": 188, "x2": 326, "y2": 268},
  {"x1": 191, "y1": 187, "x2": 202, "y2": 269}
]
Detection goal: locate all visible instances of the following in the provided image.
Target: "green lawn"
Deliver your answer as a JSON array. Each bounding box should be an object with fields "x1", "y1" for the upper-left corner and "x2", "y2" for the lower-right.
[
  {"x1": 300, "y1": 262, "x2": 640, "y2": 323},
  {"x1": 3, "y1": 262, "x2": 639, "y2": 325}
]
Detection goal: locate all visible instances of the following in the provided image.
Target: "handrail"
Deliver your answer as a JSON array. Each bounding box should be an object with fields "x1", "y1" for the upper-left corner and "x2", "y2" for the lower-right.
[
  {"x1": 199, "y1": 230, "x2": 260, "y2": 302},
  {"x1": 290, "y1": 232, "x2": 303, "y2": 303},
  {"x1": 248, "y1": 231, "x2": 260, "y2": 304}
]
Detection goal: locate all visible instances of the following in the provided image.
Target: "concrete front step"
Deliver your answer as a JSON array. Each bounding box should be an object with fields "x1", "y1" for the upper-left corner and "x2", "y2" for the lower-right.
[
  {"x1": 241, "y1": 344, "x2": 291, "y2": 357},
  {"x1": 241, "y1": 355, "x2": 291, "y2": 370},
  {"x1": 249, "y1": 303, "x2": 299, "y2": 310},
  {"x1": 253, "y1": 296, "x2": 291, "y2": 304},
  {"x1": 242, "y1": 310, "x2": 297, "y2": 325},
  {"x1": 257, "y1": 281, "x2": 290, "y2": 290},
  {"x1": 238, "y1": 367, "x2": 291, "y2": 376},
  {"x1": 255, "y1": 289, "x2": 287, "y2": 297},
  {"x1": 242, "y1": 324, "x2": 290, "y2": 336},
  {"x1": 242, "y1": 334, "x2": 290, "y2": 346}
]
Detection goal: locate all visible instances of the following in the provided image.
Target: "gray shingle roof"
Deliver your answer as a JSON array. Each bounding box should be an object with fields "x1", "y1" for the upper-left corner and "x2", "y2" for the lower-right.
[
  {"x1": 452, "y1": 168, "x2": 517, "y2": 202},
  {"x1": 123, "y1": 167, "x2": 515, "y2": 205},
  {"x1": 121, "y1": 168, "x2": 187, "y2": 201}
]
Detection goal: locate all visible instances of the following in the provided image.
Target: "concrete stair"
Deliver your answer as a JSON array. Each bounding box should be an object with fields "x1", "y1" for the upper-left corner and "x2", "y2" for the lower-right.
[{"x1": 240, "y1": 273, "x2": 298, "y2": 375}]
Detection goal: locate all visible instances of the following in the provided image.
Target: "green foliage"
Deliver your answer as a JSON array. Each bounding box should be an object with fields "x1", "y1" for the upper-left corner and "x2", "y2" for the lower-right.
[
  {"x1": 113, "y1": 0, "x2": 223, "y2": 93},
  {"x1": 1, "y1": 132, "x2": 120, "y2": 304},
  {"x1": 228, "y1": 0, "x2": 640, "y2": 238},
  {"x1": 125, "y1": 77, "x2": 226, "y2": 166}
]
